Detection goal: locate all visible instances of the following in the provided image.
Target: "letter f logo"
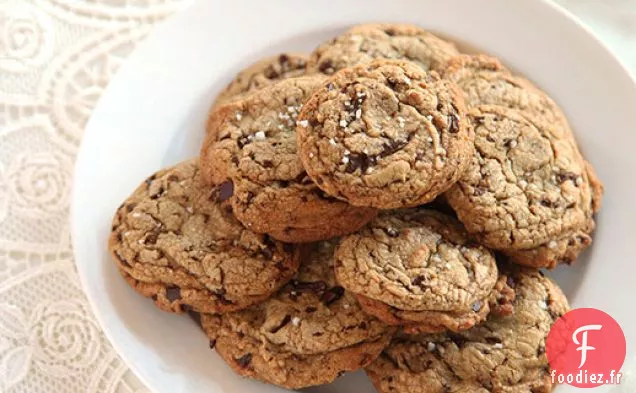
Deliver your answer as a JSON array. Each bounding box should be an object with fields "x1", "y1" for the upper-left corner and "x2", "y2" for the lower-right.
[{"x1": 572, "y1": 324, "x2": 602, "y2": 368}]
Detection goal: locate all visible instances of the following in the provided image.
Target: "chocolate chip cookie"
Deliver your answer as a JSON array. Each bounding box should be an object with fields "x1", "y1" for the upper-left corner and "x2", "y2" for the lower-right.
[
  {"x1": 212, "y1": 53, "x2": 308, "y2": 109},
  {"x1": 334, "y1": 209, "x2": 510, "y2": 334},
  {"x1": 365, "y1": 268, "x2": 570, "y2": 393},
  {"x1": 439, "y1": 54, "x2": 570, "y2": 127},
  {"x1": 308, "y1": 23, "x2": 460, "y2": 75},
  {"x1": 444, "y1": 105, "x2": 598, "y2": 268},
  {"x1": 108, "y1": 159, "x2": 300, "y2": 314},
  {"x1": 297, "y1": 60, "x2": 474, "y2": 209},
  {"x1": 201, "y1": 75, "x2": 377, "y2": 242},
  {"x1": 201, "y1": 240, "x2": 393, "y2": 389}
]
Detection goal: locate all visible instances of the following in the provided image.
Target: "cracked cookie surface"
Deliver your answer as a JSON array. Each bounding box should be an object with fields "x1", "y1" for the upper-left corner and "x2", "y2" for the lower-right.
[
  {"x1": 365, "y1": 268, "x2": 570, "y2": 393},
  {"x1": 212, "y1": 53, "x2": 308, "y2": 110},
  {"x1": 439, "y1": 54, "x2": 569, "y2": 127},
  {"x1": 334, "y1": 209, "x2": 504, "y2": 334},
  {"x1": 308, "y1": 23, "x2": 460, "y2": 75},
  {"x1": 201, "y1": 76, "x2": 377, "y2": 242},
  {"x1": 445, "y1": 106, "x2": 596, "y2": 266},
  {"x1": 297, "y1": 60, "x2": 474, "y2": 209},
  {"x1": 108, "y1": 159, "x2": 300, "y2": 314},
  {"x1": 201, "y1": 240, "x2": 393, "y2": 389}
]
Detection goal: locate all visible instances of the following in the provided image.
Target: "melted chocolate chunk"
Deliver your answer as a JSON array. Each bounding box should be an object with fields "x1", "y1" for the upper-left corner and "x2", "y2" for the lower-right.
[
  {"x1": 166, "y1": 287, "x2": 181, "y2": 302},
  {"x1": 346, "y1": 153, "x2": 376, "y2": 174},
  {"x1": 269, "y1": 315, "x2": 291, "y2": 333},
  {"x1": 556, "y1": 172, "x2": 579, "y2": 184},
  {"x1": 236, "y1": 353, "x2": 252, "y2": 368},
  {"x1": 484, "y1": 336, "x2": 502, "y2": 344},
  {"x1": 319, "y1": 60, "x2": 335, "y2": 74},
  {"x1": 412, "y1": 275, "x2": 426, "y2": 287},
  {"x1": 219, "y1": 181, "x2": 234, "y2": 201},
  {"x1": 321, "y1": 286, "x2": 345, "y2": 305}
]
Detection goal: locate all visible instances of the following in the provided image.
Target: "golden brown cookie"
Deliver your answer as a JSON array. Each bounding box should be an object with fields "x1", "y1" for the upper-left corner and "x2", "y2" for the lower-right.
[
  {"x1": 108, "y1": 159, "x2": 300, "y2": 314},
  {"x1": 201, "y1": 240, "x2": 393, "y2": 389},
  {"x1": 334, "y1": 209, "x2": 511, "y2": 334},
  {"x1": 365, "y1": 268, "x2": 570, "y2": 393},
  {"x1": 445, "y1": 106, "x2": 598, "y2": 268},
  {"x1": 297, "y1": 59, "x2": 474, "y2": 209},
  {"x1": 308, "y1": 23, "x2": 460, "y2": 75},
  {"x1": 201, "y1": 76, "x2": 377, "y2": 242}
]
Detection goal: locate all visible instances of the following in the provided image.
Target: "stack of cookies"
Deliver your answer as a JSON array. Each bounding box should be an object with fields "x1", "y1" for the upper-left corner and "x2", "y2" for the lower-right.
[{"x1": 109, "y1": 23, "x2": 603, "y2": 392}]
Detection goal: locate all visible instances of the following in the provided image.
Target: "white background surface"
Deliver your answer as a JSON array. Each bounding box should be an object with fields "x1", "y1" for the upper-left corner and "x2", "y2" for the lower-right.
[{"x1": 0, "y1": 1, "x2": 634, "y2": 392}]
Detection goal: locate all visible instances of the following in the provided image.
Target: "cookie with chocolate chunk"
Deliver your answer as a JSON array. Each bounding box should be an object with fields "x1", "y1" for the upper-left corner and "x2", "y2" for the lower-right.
[
  {"x1": 297, "y1": 59, "x2": 473, "y2": 209},
  {"x1": 308, "y1": 23, "x2": 459, "y2": 75},
  {"x1": 334, "y1": 209, "x2": 512, "y2": 334},
  {"x1": 365, "y1": 268, "x2": 569, "y2": 393},
  {"x1": 201, "y1": 75, "x2": 377, "y2": 242},
  {"x1": 201, "y1": 240, "x2": 393, "y2": 389},
  {"x1": 108, "y1": 159, "x2": 300, "y2": 314},
  {"x1": 213, "y1": 53, "x2": 308, "y2": 109},
  {"x1": 444, "y1": 105, "x2": 599, "y2": 268}
]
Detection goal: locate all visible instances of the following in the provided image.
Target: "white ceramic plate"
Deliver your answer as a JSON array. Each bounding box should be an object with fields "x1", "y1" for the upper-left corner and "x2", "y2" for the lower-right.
[{"x1": 72, "y1": 1, "x2": 636, "y2": 392}]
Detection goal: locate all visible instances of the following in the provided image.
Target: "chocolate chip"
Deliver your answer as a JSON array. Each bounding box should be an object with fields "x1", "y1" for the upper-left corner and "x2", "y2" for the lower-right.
[
  {"x1": 261, "y1": 247, "x2": 273, "y2": 260},
  {"x1": 269, "y1": 315, "x2": 291, "y2": 333},
  {"x1": 209, "y1": 339, "x2": 216, "y2": 349},
  {"x1": 472, "y1": 187, "x2": 486, "y2": 197},
  {"x1": 151, "y1": 294, "x2": 158, "y2": 301},
  {"x1": 126, "y1": 203, "x2": 136, "y2": 212},
  {"x1": 556, "y1": 172, "x2": 579, "y2": 184},
  {"x1": 235, "y1": 353, "x2": 252, "y2": 368},
  {"x1": 263, "y1": 65, "x2": 279, "y2": 79},
  {"x1": 319, "y1": 60, "x2": 334, "y2": 74},
  {"x1": 219, "y1": 181, "x2": 233, "y2": 201},
  {"x1": 359, "y1": 321, "x2": 368, "y2": 329},
  {"x1": 412, "y1": 275, "x2": 426, "y2": 287},
  {"x1": 321, "y1": 286, "x2": 345, "y2": 305},
  {"x1": 537, "y1": 346, "x2": 545, "y2": 356},
  {"x1": 145, "y1": 229, "x2": 160, "y2": 245},
  {"x1": 166, "y1": 287, "x2": 181, "y2": 302},
  {"x1": 448, "y1": 114, "x2": 460, "y2": 133},
  {"x1": 150, "y1": 187, "x2": 164, "y2": 200},
  {"x1": 262, "y1": 160, "x2": 274, "y2": 168},
  {"x1": 437, "y1": 103, "x2": 444, "y2": 111},
  {"x1": 245, "y1": 191, "x2": 255, "y2": 205},
  {"x1": 484, "y1": 336, "x2": 502, "y2": 344},
  {"x1": 292, "y1": 280, "x2": 328, "y2": 295},
  {"x1": 346, "y1": 153, "x2": 376, "y2": 174},
  {"x1": 384, "y1": 28, "x2": 396, "y2": 36},
  {"x1": 305, "y1": 306, "x2": 318, "y2": 313},
  {"x1": 472, "y1": 300, "x2": 482, "y2": 312},
  {"x1": 312, "y1": 332, "x2": 324, "y2": 337},
  {"x1": 215, "y1": 289, "x2": 233, "y2": 305},
  {"x1": 187, "y1": 311, "x2": 201, "y2": 326},
  {"x1": 278, "y1": 54, "x2": 290, "y2": 65},
  {"x1": 378, "y1": 139, "x2": 408, "y2": 158},
  {"x1": 145, "y1": 174, "x2": 156, "y2": 186},
  {"x1": 540, "y1": 199, "x2": 556, "y2": 208}
]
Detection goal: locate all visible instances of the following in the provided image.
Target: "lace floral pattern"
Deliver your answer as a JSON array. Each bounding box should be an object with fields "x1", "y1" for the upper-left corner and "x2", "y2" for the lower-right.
[
  {"x1": 0, "y1": 1, "x2": 633, "y2": 392},
  {"x1": 0, "y1": 1, "x2": 189, "y2": 392}
]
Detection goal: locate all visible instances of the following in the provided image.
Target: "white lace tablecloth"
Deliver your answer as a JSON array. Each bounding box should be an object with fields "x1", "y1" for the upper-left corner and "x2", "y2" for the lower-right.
[{"x1": 0, "y1": 1, "x2": 633, "y2": 392}]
